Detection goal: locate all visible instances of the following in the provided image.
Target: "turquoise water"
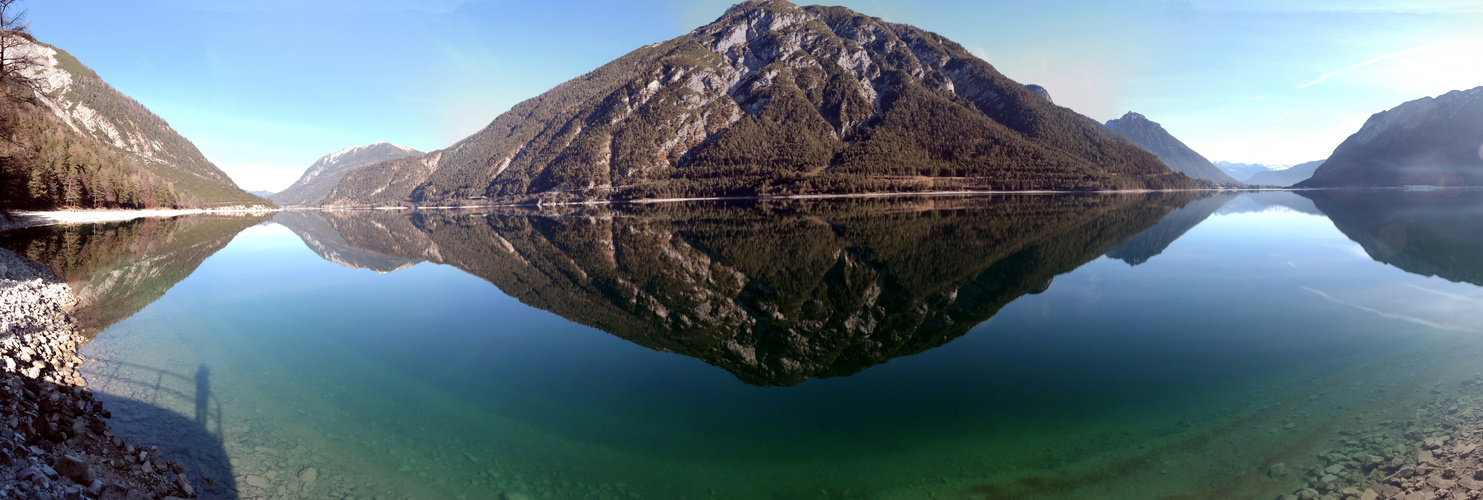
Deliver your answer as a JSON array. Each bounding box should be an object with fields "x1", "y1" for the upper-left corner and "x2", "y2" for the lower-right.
[{"x1": 7, "y1": 191, "x2": 1483, "y2": 499}]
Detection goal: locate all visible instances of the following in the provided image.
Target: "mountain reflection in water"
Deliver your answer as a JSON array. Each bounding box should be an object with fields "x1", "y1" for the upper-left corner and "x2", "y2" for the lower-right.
[
  {"x1": 5, "y1": 191, "x2": 1483, "y2": 499},
  {"x1": 0, "y1": 214, "x2": 273, "y2": 337},
  {"x1": 278, "y1": 194, "x2": 1199, "y2": 386},
  {"x1": 1302, "y1": 189, "x2": 1483, "y2": 286},
  {"x1": 4, "y1": 191, "x2": 1479, "y2": 389}
]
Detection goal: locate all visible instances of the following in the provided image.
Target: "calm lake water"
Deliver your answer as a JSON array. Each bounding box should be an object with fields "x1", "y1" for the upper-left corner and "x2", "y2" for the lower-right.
[{"x1": 4, "y1": 189, "x2": 1483, "y2": 500}]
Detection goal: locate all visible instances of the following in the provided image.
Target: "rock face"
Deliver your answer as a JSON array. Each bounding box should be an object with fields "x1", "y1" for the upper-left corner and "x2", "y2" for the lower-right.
[
  {"x1": 290, "y1": 194, "x2": 1195, "y2": 386},
  {"x1": 323, "y1": 0, "x2": 1199, "y2": 206},
  {"x1": 1245, "y1": 159, "x2": 1325, "y2": 187},
  {"x1": 1105, "y1": 111, "x2": 1241, "y2": 184},
  {"x1": 1297, "y1": 87, "x2": 1483, "y2": 188},
  {"x1": 1025, "y1": 84, "x2": 1052, "y2": 103},
  {"x1": 0, "y1": 35, "x2": 270, "y2": 209},
  {"x1": 271, "y1": 142, "x2": 422, "y2": 206}
]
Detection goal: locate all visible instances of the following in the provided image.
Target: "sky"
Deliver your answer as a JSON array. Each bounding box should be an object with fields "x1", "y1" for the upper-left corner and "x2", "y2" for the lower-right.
[{"x1": 27, "y1": 0, "x2": 1483, "y2": 191}]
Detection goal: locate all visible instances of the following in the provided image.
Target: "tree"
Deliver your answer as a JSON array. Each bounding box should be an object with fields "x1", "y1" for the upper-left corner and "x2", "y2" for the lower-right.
[
  {"x1": 0, "y1": 0, "x2": 42, "y2": 98},
  {"x1": 0, "y1": 0, "x2": 42, "y2": 219}
]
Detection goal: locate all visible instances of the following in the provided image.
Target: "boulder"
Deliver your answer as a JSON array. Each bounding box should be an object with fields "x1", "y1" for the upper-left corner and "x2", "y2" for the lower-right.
[{"x1": 52, "y1": 454, "x2": 94, "y2": 485}]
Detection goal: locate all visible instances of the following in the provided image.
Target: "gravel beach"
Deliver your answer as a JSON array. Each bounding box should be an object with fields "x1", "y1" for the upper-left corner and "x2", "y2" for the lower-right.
[{"x1": 1, "y1": 247, "x2": 190, "y2": 499}]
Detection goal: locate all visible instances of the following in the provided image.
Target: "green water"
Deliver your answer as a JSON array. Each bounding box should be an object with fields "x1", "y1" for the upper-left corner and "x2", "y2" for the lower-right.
[{"x1": 5, "y1": 190, "x2": 1483, "y2": 499}]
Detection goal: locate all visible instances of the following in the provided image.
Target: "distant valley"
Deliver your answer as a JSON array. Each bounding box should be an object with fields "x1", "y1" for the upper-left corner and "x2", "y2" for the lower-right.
[
  {"x1": 1245, "y1": 160, "x2": 1325, "y2": 187},
  {"x1": 1214, "y1": 161, "x2": 1284, "y2": 183},
  {"x1": 271, "y1": 142, "x2": 422, "y2": 207}
]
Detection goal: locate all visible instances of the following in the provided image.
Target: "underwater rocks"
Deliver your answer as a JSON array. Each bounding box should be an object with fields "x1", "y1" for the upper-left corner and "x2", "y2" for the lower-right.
[
  {"x1": 1275, "y1": 374, "x2": 1483, "y2": 500},
  {"x1": 0, "y1": 248, "x2": 186, "y2": 499}
]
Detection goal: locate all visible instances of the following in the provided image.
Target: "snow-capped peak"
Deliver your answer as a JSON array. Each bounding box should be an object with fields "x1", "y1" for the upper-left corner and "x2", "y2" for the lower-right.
[{"x1": 323, "y1": 145, "x2": 361, "y2": 165}]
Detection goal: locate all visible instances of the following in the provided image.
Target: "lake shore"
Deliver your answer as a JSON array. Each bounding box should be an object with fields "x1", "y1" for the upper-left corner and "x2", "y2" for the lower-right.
[
  {"x1": 309, "y1": 187, "x2": 1271, "y2": 211},
  {"x1": 0, "y1": 247, "x2": 194, "y2": 498},
  {"x1": 1271, "y1": 373, "x2": 1483, "y2": 500},
  {"x1": 0, "y1": 207, "x2": 280, "y2": 232}
]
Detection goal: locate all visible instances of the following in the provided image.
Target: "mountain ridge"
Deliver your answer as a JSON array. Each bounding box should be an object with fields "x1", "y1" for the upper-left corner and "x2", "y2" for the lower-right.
[
  {"x1": 1245, "y1": 159, "x2": 1324, "y2": 187},
  {"x1": 271, "y1": 142, "x2": 422, "y2": 206},
  {"x1": 323, "y1": 0, "x2": 1201, "y2": 206},
  {"x1": 0, "y1": 35, "x2": 270, "y2": 210},
  {"x1": 1104, "y1": 111, "x2": 1241, "y2": 184},
  {"x1": 1298, "y1": 87, "x2": 1483, "y2": 188}
]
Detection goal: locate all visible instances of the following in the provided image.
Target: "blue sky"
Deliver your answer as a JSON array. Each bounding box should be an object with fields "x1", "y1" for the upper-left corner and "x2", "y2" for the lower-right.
[{"x1": 29, "y1": 0, "x2": 1483, "y2": 191}]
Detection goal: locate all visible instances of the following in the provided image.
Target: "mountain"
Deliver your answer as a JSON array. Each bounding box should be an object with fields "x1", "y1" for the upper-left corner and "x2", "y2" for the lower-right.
[
  {"x1": 1297, "y1": 87, "x2": 1483, "y2": 188},
  {"x1": 249, "y1": 190, "x2": 275, "y2": 198},
  {"x1": 0, "y1": 35, "x2": 270, "y2": 210},
  {"x1": 324, "y1": 0, "x2": 1200, "y2": 206},
  {"x1": 270, "y1": 142, "x2": 422, "y2": 206},
  {"x1": 288, "y1": 194, "x2": 1195, "y2": 386},
  {"x1": 1244, "y1": 159, "x2": 1324, "y2": 187},
  {"x1": 1104, "y1": 112, "x2": 1241, "y2": 184},
  {"x1": 1214, "y1": 161, "x2": 1278, "y2": 183}
]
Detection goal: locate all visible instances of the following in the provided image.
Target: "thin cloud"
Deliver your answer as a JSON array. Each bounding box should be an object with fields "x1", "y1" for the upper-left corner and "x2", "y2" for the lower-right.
[
  {"x1": 1299, "y1": 36, "x2": 1483, "y2": 88},
  {"x1": 1297, "y1": 42, "x2": 1443, "y2": 88}
]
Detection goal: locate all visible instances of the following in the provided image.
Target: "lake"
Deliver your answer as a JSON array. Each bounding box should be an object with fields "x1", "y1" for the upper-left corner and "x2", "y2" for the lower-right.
[{"x1": 3, "y1": 189, "x2": 1482, "y2": 500}]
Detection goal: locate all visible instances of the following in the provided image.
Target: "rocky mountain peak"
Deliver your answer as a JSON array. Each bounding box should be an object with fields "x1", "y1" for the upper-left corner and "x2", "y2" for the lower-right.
[
  {"x1": 327, "y1": 1, "x2": 1198, "y2": 206},
  {"x1": 272, "y1": 142, "x2": 424, "y2": 206},
  {"x1": 1105, "y1": 111, "x2": 1241, "y2": 184},
  {"x1": 1298, "y1": 85, "x2": 1483, "y2": 188},
  {"x1": 1025, "y1": 84, "x2": 1053, "y2": 103}
]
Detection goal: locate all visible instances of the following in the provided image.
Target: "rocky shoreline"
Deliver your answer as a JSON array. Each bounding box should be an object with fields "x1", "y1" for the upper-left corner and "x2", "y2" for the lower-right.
[
  {"x1": 1, "y1": 247, "x2": 191, "y2": 499},
  {"x1": 1275, "y1": 374, "x2": 1483, "y2": 500}
]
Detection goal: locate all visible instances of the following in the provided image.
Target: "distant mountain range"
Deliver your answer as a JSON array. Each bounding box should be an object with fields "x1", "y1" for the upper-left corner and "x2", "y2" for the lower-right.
[
  {"x1": 1245, "y1": 159, "x2": 1324, "y2": 187},
  {"x1": 271, "y1": 142, "x2": 422, "y2": 206},
  {"x1": 1298, "y1": 86, "x2": 1483, "y2": 188},
  {"x1": 1213, "y1": 161, "x2": 1285, "y2": 183},
  {"x1": 248, "y1": 190, "x2": 276, "y2": 198},
  {"x1": 319, "y1": 0, "x2": 1200, "y2": 206},
  {"x1": 0, "y1": 35, "x2": 270, "y2": 210},
  {"x1": 1104, "y1": 112, "x2": 1240, "y2": 184}
]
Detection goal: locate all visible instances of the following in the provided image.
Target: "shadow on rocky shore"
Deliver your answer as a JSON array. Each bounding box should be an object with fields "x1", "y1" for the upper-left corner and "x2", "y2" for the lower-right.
[
  {"x1": 2, "y1": 246, "x2": 208, "y2": 499},
  {"x1": 84, "y1": 359, "x2": 238, "y2": 499}
]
